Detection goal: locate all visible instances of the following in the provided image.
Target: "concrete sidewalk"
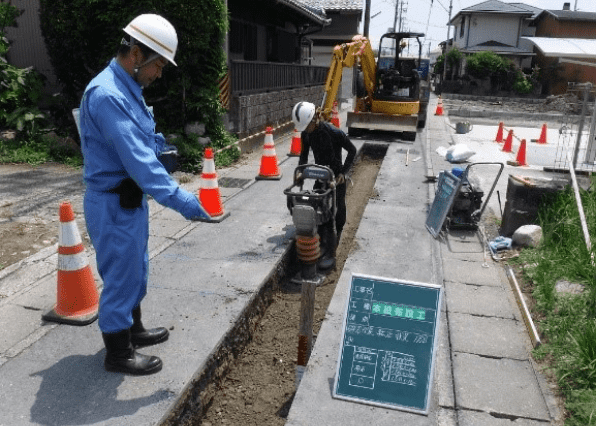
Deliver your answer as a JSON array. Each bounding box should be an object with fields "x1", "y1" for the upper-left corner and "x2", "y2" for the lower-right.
[
  {"x1": 0, "y1": 98, "x2": 561, "y2": 425},
  {"x1": 286, "y1": 98, "x2": 561, "y2": 425}
]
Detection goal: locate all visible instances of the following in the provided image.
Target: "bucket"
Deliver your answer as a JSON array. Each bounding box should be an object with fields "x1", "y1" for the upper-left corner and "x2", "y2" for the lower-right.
[{"x1": 456, "y1": 122, "x2": 473, "y2": 134}]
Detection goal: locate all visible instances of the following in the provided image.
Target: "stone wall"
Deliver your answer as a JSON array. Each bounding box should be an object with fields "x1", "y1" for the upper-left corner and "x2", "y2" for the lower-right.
[{"x1": 230, "y1": 85, "x2": 325, "y2": 137}]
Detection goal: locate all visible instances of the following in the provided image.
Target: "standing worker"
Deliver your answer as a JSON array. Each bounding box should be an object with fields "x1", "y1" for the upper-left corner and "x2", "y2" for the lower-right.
[
  {"x1": 79, "y1": 14, "x2": 211, "y2": 375},
  {"x1": 292, "y1": 101, "x2": 357, "y2": 271}
]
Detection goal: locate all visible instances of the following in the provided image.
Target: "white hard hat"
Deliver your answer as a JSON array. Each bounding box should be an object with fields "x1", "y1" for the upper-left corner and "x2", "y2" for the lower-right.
[
  {"x1": 123, "y1": 14, "x2": 178, "y2": 66},
  {"x1": 292, "y1": 102, "x2": 316, "y2": 132}
]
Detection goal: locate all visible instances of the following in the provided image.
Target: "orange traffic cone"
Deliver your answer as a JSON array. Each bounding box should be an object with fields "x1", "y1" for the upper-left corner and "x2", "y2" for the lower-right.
[
  {"x1": 256, "y1": 127, "x2": 282, "y2": 180},
  {"x1": 197, "y1": 147, "x2": 229, "y2": 222},
  {"x1": 536, "y1": 123, "x2": 547, "y2": 144},
  {"x1": 331, "y1": 101, "x2": 340, "y2": 128},
  {"x1": 42, "y1": 201, "x2": 99, "y2": 326},
  {"x1": 288, "y1": 128, "x2": 302, "y2": 157},
  {"x1": 435, "y1": 97, "x2": 443, "y2": 116},
  {"x1": 495, "y1": 122, "x2": 504, "y2": 143},
  {"x1": 515, "y1": 139, "x2": 528, "y2": 166},
  {"x1": 502, "y1": 129, "x2": 514, "y2": 153}
]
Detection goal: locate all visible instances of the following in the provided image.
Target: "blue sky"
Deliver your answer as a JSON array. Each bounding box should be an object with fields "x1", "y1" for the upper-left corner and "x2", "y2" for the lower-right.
[{"x1": 360, "y1": 0, "x2": 596, "y2": 53}]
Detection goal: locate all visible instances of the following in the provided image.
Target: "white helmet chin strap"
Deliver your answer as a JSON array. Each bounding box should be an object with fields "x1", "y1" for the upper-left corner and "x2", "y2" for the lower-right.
[{"x1": 122, "y1": 37, "x2": 161, "y2": 85}]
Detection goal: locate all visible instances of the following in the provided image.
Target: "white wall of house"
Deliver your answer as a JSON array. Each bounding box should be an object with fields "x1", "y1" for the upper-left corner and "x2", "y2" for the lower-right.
[{"x1": 457, "y1": 14, "x2": 522, "y2": 48}]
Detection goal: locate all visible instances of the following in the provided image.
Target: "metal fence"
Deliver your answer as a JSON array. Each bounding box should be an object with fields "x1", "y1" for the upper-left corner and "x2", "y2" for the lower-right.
[
  {"x1": 554, "y1": 82, "x2": 596, "y2": 174},
  {"x1": 230, "y1": 60, "x2": 328, "y2": 96}
]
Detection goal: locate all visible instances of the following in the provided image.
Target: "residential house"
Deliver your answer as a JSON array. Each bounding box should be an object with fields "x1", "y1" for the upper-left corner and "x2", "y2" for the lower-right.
[
  {"x1": 447, "y1": 0, "x2": 541, "y2": 74},
  {"x1": 528, "y1": 6, "x2": 596, "y2": 94}
]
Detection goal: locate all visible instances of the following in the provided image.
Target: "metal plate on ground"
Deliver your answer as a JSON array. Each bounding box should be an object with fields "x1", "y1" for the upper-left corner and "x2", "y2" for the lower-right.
[
  {"x1": 333, "y1": 274, "x2": 443, "y2": 415},
  {"x1": 218, "y1": 177, "x2": 252, "y2": 188}
]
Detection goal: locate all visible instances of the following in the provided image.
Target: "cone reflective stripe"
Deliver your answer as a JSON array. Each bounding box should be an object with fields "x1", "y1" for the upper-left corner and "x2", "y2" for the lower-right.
[
  {"x1": 515, "y1": 139, "x2": 528, "y2": 166},
  {"x1": 288, "y1": 128, "x2": 301, "y2": 157},
  {"x1": 502, "y1": 130, "x2": 514, "y2": 153},
  {"x1": 42, "y1": 201, "x2": 99, "y2": 326},
  {"x1": 197, "y1": 148, "x2": 229, "y2": 222},
  {"x1": 435, "y1": 97, "x2": 443, "y2": 116},
  {"x1": 256, "y1": 127, "x2": 282, "y2": 180},
  {"x1": 537, "y1": 123, "x2": 547, "y2": 144},
  {"x1": 495, "y1": 122, "x2": 504, "y2": 143}
]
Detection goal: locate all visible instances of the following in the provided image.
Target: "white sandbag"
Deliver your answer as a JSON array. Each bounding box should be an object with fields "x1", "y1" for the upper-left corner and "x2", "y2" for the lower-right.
[{"x1": 445, "y1": 144, "x2": 476, "y2": 163}]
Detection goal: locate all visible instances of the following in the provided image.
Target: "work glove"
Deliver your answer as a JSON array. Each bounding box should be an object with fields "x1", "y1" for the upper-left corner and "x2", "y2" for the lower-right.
[
  {"x1": 182, "y1": 197, "x2": 212, "y2": 222},
  {"x1": 336, "y1": 173, "x2": 345, "y2": 185}
]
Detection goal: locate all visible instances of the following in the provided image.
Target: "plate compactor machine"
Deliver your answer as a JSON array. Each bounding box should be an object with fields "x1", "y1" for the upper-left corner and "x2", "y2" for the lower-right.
[{"x1": 284, "y1": 164, "x2": 337, "y2": 283}]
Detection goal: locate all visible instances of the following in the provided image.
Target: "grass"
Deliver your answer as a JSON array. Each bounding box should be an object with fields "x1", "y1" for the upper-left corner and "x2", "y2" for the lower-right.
[
  {"x1": 511, "y1": 176, "x2": 596, "y2": 425},
  {"x1": 0, "y1": 134, "x2": 83, "y2": 167}
]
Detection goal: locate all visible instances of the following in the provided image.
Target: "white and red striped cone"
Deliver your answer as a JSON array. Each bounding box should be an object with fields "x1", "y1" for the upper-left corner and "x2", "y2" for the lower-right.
[
  {"x1": 256, "y1": 127, "x2": 282, "y2": 180},
  {"x1": 288, "y1": 128, "x2": 302, "y2": 157},
  {"x1": 42, "y1": 201, "x2": 99, "y2": 325},
  {"x1": 197, "y1": 148, "x2": 229, "y2": 223}
]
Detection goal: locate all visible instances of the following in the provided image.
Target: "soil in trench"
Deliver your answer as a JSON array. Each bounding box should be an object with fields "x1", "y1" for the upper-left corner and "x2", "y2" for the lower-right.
[{"x1": 196, "y1": 154, "x2": 383, "y2": 426}]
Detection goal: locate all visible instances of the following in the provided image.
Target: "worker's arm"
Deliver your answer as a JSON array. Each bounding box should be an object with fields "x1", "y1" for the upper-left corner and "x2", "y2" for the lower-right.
[
  {"x1": 298, "y1": 131, "x2": 310, "y2": 166},
  {"x1": 91, "y1": 90, "x2": 210, "y2": 220}
]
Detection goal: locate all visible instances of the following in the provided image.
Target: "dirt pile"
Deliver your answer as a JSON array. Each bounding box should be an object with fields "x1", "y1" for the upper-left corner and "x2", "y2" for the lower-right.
[{"x1": 537, "y1": 93, "x2": 582, "y2": 114}]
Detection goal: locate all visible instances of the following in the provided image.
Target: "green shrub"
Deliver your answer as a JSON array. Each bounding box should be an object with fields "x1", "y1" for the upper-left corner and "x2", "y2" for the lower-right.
[
  {"x1": 0, "y1": 2, "x2": 47, "y2": 140},
  {"x1": 39, "y1": 0, "x2": 234, "y2": 170}
]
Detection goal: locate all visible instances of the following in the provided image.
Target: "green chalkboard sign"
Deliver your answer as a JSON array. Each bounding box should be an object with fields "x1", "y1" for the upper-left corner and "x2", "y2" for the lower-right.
[
  {"x1": 426, "y1": 170, "x2": 462, "y2": 238},
  {"x1": 333, "y1": 274, "x2": 443, "y2": 414}
]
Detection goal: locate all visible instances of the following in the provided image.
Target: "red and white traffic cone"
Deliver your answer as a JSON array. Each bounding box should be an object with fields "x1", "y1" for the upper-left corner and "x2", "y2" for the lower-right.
[
  {"x1": 197, "y1": 147, "x2": 229, "y2": 222},
  {"x1": 495, "y1": 122, "x2": 504, "y2": 143},
  {"x1": 502, "y1": 130, "x2": 514, "y2": 153},
  {"x1": 288, "y1": 128, "x2": 302, "y2": 157},
  {"x1": 256, "y1": 127, "x2": 282, "y2": 180},
  {"x1": 42, "y1": 201, "x2": 99, "y2": 326}
]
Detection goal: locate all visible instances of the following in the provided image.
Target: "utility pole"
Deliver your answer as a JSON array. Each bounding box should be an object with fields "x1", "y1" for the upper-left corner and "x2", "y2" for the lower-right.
[
  {"x1": 441, "y1": 0, "x2": 453, "y2": 87},
  {"x1": 363, "y1": 0, "x2": 371, "y2": 38}
]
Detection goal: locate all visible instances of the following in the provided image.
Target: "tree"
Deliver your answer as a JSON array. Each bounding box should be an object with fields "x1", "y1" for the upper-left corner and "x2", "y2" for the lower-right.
[{"x1": 39, "y1": 0, "x2": 237, "y2": 166}]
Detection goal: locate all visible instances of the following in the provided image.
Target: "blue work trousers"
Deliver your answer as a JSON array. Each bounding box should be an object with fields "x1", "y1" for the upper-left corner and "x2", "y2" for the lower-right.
[{"x1": 84, "y1": 189, "x2": 149, "y2": 333}]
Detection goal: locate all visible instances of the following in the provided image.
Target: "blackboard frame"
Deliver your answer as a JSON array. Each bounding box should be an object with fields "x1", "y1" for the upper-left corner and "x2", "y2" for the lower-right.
[{"x1": 332, "y1": 273, "x2": 443, "y2": 415}]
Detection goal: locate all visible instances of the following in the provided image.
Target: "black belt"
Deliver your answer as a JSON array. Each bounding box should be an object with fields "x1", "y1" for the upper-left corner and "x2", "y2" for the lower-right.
[{"x1": 108, "y1": 178, "x2": 143, "y2": 209}]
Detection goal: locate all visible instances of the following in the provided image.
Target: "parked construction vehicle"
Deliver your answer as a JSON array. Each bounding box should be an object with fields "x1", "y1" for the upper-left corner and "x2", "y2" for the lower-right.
[{"x1": 320, "y1": 32, "x2": 430, "y2": 140}]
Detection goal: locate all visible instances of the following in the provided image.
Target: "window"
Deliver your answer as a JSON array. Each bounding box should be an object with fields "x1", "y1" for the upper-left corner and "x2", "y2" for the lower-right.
[{"x1": 460, "y1": 16, "x2": 465, "y2": 38}]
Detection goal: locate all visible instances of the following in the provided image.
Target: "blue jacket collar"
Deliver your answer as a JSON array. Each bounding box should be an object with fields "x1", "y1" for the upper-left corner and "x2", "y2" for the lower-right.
[{"x1": 109, "y1": 58, "x2": 143, "y2": 98}]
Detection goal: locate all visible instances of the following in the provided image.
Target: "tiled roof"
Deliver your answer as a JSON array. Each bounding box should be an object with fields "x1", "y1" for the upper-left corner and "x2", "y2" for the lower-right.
[
  {"x1": 279, "y1": 0, "x2": 330, "y2": 25},
  {"x1": 462, "y1": 40, "x2": 534, "y2": 56},
  {"x1": 543, "y1": 10, "x2": 596, "y2": 22},
  {"x1": 460, "y1": 0, "x2": 534, "y2": 15},
  {"x1": 298, "y1": 0, "x2": 363, "y2": 12},
  {"x1": 509, "y1": 3, "x2": 543, "y2": 19}
]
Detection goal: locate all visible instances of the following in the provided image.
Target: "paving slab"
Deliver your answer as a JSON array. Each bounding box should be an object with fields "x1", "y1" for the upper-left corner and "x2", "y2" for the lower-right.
[
  {"x1": 444, "y1": 281, "x2": 516, "y2": 319},
  {"x1": 443, "y1": 258, "x2": 506, "y2": 287},
  {"x1": 457, "y1": 410, "x2": 550, "y2": 425},
  {"x1": 448, "y1": 312, "x2": 530, "y2": 360},
  {"x1": 452, "y1": 352, "x2": 550, "y2": 421}
]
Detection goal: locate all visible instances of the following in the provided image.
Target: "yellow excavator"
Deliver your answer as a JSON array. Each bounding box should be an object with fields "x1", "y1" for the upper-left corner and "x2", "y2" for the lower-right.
[{"x1": 320, "y1": 32, "x2": 429, "y2": 141}]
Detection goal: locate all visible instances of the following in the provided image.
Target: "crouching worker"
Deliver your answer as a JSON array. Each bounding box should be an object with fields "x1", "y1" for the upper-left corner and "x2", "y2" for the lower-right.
[
  {"x1": 292, "y1": 101, "x2": 356, "y2": 271},
  {"x1": 79, "y1": 14, "x2": 211, "y2": 375}
]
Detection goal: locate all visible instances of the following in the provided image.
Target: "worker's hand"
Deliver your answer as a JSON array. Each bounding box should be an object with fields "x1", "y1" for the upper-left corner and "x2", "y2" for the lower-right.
[
  {"x1": 336, "y1": 173, "x2": 345, "y2": 185},
  {"x1": 296, "y1": 172, "x2": 304, "y2": 186},
  {"x1": 188, "y1": 201, "x2": 212, "y2": 222}
]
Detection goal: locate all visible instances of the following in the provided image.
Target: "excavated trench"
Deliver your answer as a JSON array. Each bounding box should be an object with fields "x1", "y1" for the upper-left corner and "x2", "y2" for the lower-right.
[{"x1": 164, "y1": 143, "x2": 387, "y2": 426}]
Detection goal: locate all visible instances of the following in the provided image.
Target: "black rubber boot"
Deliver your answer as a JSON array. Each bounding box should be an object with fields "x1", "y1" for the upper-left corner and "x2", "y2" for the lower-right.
[
  {"x1": 102, "y1": 329, "x2": 162, "y2": 375},
  {"x1": 130, "y1": 306, "x2": 169, "y2": 348}
]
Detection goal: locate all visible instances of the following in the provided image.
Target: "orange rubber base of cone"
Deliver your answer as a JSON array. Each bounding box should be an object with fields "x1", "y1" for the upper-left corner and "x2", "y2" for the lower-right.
[
  {"x1": 257, "y1": 156, "x2": 281, "y2": 180},
  {"x1": 200, "y1": 188, "x2": 224, "y2": 217},
  {"x1": 42, "y1": 266, "x2": 99, "y2": 325}
]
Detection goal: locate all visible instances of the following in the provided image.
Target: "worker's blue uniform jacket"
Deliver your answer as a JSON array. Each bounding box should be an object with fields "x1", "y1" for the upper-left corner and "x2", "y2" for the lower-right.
[{"x1": 79, "y1": 58, "x2": 208, "y2": 333}]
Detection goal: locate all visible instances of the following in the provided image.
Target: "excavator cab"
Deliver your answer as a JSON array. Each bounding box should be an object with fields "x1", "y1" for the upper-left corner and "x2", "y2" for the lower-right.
[{"x1": 375, "y1": 32, "x2": 424, "y2": 102}]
